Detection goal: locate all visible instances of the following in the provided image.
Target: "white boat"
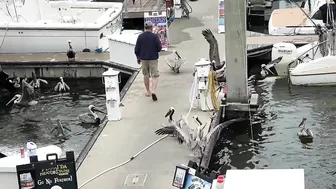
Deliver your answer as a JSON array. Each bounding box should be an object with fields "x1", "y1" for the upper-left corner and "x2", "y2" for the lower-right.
[
  {"x1": 0, "y1": 0, "x2": 123, "y2": 53},
  {"x1": 268, "y1": 0, "x2": 332, "y2": 35},
  {"x1": 270, "y1": 26, "x2": 336, "y2": 86}
]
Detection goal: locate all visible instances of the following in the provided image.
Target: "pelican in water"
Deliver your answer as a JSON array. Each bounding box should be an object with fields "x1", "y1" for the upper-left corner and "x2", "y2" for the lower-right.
[
  {"x1": 51, "y1": 119, "x2": 72, "y2": 139},
  {"x1": 298, "y1": 118, "x2": 313, "y2": 143},
  {"x1": 155, "y1": 117, "x2": 246, "y2": 158},
  {"x1": 6, "y1": 79, "x2": 37, "y2": 107},
  {"x1": 67, "y1": 40, "x2": 76, "y2": 61},
  {"x1": 79, "y1": 105, "x2": 106, "y2": 125},
  {"x1": 248, "y1": 57, "x2": 282, "y2": 85},
  {"x1": 202, "y1": 29, "x2": 226, "y2": 82},
  {"x1": 54, "y1": 77, "x2": 70, "y2": 92},
  {"x1": 29, "y1": 72, "x2": 48, "y2": 89}
]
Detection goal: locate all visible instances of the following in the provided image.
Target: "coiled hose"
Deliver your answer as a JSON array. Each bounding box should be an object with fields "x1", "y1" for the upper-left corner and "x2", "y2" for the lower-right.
[{"x1": 209, "y1": 71, "x2": 219, "y2": 112}]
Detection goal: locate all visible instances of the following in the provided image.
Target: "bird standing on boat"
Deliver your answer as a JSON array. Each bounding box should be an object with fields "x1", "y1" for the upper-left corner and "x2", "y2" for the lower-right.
[
  {"x1": 79, "y1": 105, "x2": 105, "y2": 125},
  {"x1": 6, "y1": 79, "x2": 37, "y2": 107},
  {"x1": 54, "y1": 77, "x2": 70, "y2": 92},
  {"x1": 67, "y1": 40, "x2": 76, "y2": 61},
  {"x1": 298, "y1": 118, "x2": 314, "y2": 143},
  {"x1": 29, "y1": 72, "x2": 48, "y2": 89}
]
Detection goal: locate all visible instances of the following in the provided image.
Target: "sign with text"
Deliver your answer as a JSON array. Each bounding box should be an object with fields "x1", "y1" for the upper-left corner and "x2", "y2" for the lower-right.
[
  {"x1": 144, "y1": 11, "x2": 168, "y2": 51},
  {"x1": 218, "y1": 0, "x2": 225, "y2": 33},
  {"x1": 16, "y1": 151, "x2": 78, "y2": 189}
]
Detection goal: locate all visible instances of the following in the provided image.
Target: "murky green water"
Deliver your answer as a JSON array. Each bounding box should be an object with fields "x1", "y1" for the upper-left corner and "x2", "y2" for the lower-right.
[
  {"x1": 211, "y1": 77, "x2": 336, "y2": 189},
  {"x1": 0, "y1": 79, "x2": 108, "y2": 158}
]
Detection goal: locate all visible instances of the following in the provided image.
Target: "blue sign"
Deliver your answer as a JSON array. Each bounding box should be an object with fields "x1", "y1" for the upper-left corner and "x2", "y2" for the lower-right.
[{"x1": 183, "y1": 173, "x2": 212, "y2": 189}]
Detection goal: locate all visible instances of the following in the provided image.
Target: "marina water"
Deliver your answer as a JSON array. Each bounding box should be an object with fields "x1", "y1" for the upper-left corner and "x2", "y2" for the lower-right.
[
  {"x1": 210, "y1": 77, "x2": 336, "y2": 189},
  {"x1": 0, "y1": 78, "x2": 108, "y2": 158}
]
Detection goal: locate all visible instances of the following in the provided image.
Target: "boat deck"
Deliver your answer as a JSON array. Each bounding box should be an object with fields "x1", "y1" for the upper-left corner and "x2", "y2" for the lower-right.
[{"x1": 123, "y1": 0, "x2": 166, "y2": 18}]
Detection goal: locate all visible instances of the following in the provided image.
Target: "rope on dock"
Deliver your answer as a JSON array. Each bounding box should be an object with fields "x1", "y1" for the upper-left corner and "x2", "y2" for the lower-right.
[{"x1": 78, "y1": 134, "x2": 169, "y2": 189}]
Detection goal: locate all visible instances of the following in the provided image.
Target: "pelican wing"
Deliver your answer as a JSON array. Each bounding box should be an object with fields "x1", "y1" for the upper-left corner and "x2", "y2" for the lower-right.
[
  {"x1": 266, "y1": 56, "x2": 282, "y2": 70},
  {"x1": 38, "y1": 79, "x2": 48, "y2": 84},
  {"x1": 64, "y1": 82, "x2": 70, "y2": 91},
  {"x1": 79, "y1": 113, "x2": 95, "y2": 123},
  {"x1": 54, "y1": 82, "x2": 61, "y2": 91},
  {"x1": 202, "y1": 29, "x2": 221, "y2": 68},
  {"x1": 205, "y1": 118, "x2": 247, "y2": 143},
  {"x1": 21, "y1": 80, "x2": 34, "y2": 102},
  {"x1": 155, "y1": 126, "x2": 176, "y2": 135}
]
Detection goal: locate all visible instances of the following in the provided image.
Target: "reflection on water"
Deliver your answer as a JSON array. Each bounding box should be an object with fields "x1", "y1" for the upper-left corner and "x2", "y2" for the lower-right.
[
  {"x1": 210, "y1": 77, "x2": 336, "y2": 189},
  {"x1": 0, "y1": 79, "x2": 107, "y2": 158}
]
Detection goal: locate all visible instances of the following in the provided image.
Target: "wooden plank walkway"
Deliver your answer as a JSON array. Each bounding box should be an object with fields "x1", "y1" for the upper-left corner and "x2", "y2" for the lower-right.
[{"x1": 123, "y1": 0, "x2": 166, "y2": 18}]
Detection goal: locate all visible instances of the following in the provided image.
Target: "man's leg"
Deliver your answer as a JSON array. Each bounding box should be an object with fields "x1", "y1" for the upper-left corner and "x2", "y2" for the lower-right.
[
  {"x1": 141, "y1": 61, "x2": 151, "y2": 96},
  {"x1": 149, "y1": 60, "x2": 159, "y2": 101}
]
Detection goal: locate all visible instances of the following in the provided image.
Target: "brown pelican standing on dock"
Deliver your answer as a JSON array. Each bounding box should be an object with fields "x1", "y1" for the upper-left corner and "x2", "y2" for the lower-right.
[
  {"x1": 67, "y1": 40, "x2": 76, "y2": 61},
  {"x1": 155, "y1": 116, "x2": 246, "y2": 158},
  {"x1": 202, "y1": 29, "x2": 226, "y2": 81},
  {"x1": 156, "y1": 107, "x2": 189, "y2": 143},
  {"x1": 54, "y1": 77, "x2": 70, "y2": 92},
  {"x1": 29, "y1": 72, "x2": 48, "y2": 89},
  {"x1": 79, "y1": 105, "x2": 106, "y2": 125},
  {"x1": 6, "y1": 79, "x2": 37, "y2": 107},
  {"x1": 298, "y1": 118, "x2": 314, "y2": 143}
]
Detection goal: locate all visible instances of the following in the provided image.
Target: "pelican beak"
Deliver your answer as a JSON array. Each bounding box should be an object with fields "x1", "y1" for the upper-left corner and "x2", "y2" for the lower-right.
[
  {"x1": 263, "y1": 66, "x2": 275, "y2": 76},
  {"x1": 164, "y1": 109, "x2": 172, "y2": 117},
  {"x1": 196, "y1": 117, "x2": 202, "y2": 125},
  {"x1": 6, "y1": 96, "x2": 18, "y2": 106},
  {"x1": 298, "y1": 120, "x2": 305, "y2": 127},
  {"x1": 92, "y1": 107, "x2": 105, "y2": 114}
]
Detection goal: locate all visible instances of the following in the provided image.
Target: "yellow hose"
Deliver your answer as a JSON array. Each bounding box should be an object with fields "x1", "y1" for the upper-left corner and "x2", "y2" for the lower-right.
[{"x1": 209, "y1": 71, "x2": 219, "y2": 112}]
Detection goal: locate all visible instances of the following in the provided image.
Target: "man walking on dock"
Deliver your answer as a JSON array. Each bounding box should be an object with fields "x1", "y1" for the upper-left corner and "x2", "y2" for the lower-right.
[{"x1": 135, "y1": 21, "x2": 162, "y2": 101}]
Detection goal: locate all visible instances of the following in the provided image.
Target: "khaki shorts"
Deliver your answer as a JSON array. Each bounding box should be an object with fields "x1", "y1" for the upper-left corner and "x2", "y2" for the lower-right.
[{"x1": 141, "y1": 60, "x2": 159, "y2": 78}]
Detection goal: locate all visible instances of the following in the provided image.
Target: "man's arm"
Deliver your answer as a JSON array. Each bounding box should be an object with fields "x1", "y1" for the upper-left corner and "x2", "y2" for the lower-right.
[
  {"x1": 134, "y1": 35, "x2": 141, "y2": 58},
  {"x1": 156, "y1": 35, "x2": 162, "y2": 52}
]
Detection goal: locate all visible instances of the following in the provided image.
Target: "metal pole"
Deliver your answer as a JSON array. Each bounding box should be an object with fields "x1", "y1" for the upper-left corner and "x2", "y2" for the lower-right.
[{"x1": 224, "y1": 0, "x2": 248, "y2": 103}]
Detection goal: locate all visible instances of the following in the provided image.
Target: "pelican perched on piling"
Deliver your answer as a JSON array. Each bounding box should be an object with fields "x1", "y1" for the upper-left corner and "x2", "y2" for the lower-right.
[
  {"x1": 29, "y1": 72, "x2": 48, "y2": 89},
  {"x1": 54, "y1": 77, "x2": 70, "y2": 92},
  {"x1": 67, "y1": 40, "x2": 76, "y2": 61},
  {"x1": 6, "y1": 79, "x2": 37, "y2": 107},
  {"x1": 79, "y1": 105, "x2": 105, "y2": 125},
  {"x1": 298, "y1": 118, "x2": 313, "y2": 143},
  {"x1": 202, "y1": 29, "x2": 226, "y2": 81}
]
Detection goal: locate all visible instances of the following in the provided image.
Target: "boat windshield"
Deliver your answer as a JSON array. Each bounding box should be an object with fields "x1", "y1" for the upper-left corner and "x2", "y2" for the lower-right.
[{"x1": 312, "y1": 3, "x2": 336, "y2": 23}]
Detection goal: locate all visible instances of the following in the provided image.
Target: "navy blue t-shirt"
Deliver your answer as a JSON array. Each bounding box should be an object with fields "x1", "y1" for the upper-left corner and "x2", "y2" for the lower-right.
[{"x1": 134, "y1": 31, "x2": 162, "y2": 60}]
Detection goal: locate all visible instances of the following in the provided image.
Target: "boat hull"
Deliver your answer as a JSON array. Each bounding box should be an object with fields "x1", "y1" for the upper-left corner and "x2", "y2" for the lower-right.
[
  {"x1": 290, "y1": 73, "x2": 336, "y2": 86},
  {"x1": 290, "y1": 56, "x2": 336, "y2": 86}
]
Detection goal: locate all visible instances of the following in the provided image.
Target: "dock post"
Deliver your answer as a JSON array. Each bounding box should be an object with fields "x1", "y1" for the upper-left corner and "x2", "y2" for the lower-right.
[
  {"x1": 224, "y1": 0, "x2": 248, "y2": 104},
  {"x1": 102, "y1": 68, "x2": 122, "y2": 121}
]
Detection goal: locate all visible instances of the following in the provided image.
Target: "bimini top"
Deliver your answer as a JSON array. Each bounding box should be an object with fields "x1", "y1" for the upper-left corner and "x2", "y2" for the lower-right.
[{"x1": 0, "y1": 0, "x2": 123, "y2": 30}]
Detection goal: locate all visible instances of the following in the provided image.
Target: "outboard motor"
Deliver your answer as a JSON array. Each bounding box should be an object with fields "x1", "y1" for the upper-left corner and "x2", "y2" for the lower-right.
[{"x1": 271, "y1": 43, "x2": 297, "y2": 76}]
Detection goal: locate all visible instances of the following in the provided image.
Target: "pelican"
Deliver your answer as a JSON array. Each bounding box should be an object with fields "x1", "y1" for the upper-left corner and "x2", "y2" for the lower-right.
[
  {"x1": 248, "y1": 64, "x2": 276, "y2": 85},
  {"x1": 79, "y1": 105, "x2": 106, "y2": 125},
  {"x1": 156, "y1": 107, "x2": 189, "y2": 144},
  {"x1": 298, "y1": 118, "x2": 313, "y2": 143},
  {"x1": 165, "y1": 50, "x2": 185, "y2": 73},
  {"x1": 6, "y1": 79, "x2": 37, "y2": 107},
  {"x1": 155, "y1": 117, "x2": 246, "y2": 158},
  {"x1": 192, "y1": 115, "x2": 208, "y2": 146},
  {"x1": 29, "y1": 72, "x2": 48, "y2": 89},
  {"x1": 54, "y1": 77, "x2": 70, "y2": 92},
  {"x1": 202, "y1": 29, "x2": 225, "y2": 70},
  {"x1": 67, "y1": 40, "x2": 76, "y2": 61},
  {"x1": 51, "y1": 119, "x2": 72, "y2": 138}
]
